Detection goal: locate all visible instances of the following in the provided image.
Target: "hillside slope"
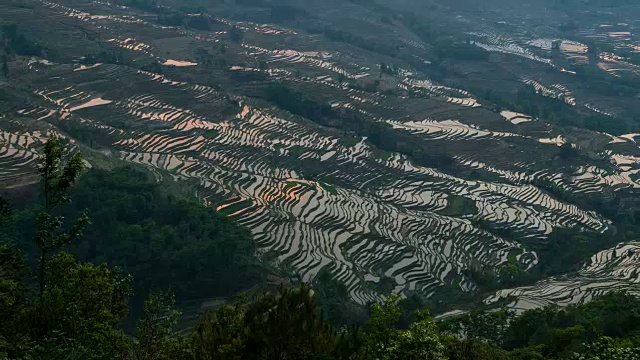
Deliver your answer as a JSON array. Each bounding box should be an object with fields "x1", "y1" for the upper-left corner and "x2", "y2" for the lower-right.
[{"x1": 1, "y1": 0, "x2": 639, "y2": 312}]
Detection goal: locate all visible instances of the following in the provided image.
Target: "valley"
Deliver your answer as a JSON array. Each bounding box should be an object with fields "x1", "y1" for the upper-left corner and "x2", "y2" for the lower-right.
[{"x1": 1, "y1": 0, "x2": 640, "y2": 314}]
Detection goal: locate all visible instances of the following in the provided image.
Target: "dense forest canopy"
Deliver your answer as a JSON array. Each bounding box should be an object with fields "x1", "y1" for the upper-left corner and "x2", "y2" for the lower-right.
[{"x1": 2, "y1": 165, "x2": 263, "y2": 302}]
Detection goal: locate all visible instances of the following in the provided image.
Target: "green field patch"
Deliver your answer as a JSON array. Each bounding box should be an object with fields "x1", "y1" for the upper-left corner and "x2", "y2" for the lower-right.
[
  {"x1": 217, "y1": 199, "x2": 253, "y2": 215},
  {"x1": 439, "y1": 194, "x2": 477, "y2": 216},
  {"x1": 339, "y1": 136, "x2": 361, "y2": 148},
  {"x1": 283, "y1": 180, "x2": 336, "y2": 194},
  {"x1": 203, "y1": 129, "x2": 219, "y2": 139},
  {"x1": 379, "y1": 150, "x2": 392, "y2": 160},
  {"x1": 450, "y1": 274, "x2": 461, "y2": 288},
  {"x1": 319, "y1": 182, "x2": 337, "y2": 194},
  {"x1": 284, "y1": 180, "x2": 302, "y2": 190},
  {"x1": 287, "y1": 146, "x2": 305, "y2": 158}
]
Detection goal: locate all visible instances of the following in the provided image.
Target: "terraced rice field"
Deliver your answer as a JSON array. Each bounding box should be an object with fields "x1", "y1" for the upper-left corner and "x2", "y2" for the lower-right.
[
  {"x1": 0, "y1": 128, "x2": 44, "y2": 187},
  {"x1": 2, "y1": 60, "x2": 620, "y2": 303},
  {"x1": 0, "y1": 122, "x2": 70, "y2": 187},
  {"x1": 485, "y1": 242, "x2": 640, "y2": 312},
  {"x1": 1, "y1": 0, "x2": 640, "y2": 309}
]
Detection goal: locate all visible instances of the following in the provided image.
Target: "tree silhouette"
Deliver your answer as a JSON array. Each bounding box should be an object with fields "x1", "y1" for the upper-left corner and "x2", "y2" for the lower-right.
[{"x1": 35, "y1": 137, "x2": 90, "y2": 300}]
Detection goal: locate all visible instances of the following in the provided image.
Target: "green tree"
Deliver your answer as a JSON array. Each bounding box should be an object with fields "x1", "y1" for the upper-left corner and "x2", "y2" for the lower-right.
[
  {"x1": 466, "y1": 308, "x2": 514, "y2": 345},
  {"x1": 133, "y1": 290, "x2": 191, "y2": 360},
  {"x1": 229, "y1": 26, "x2": 244, "y2": 43},
  {"x1": 359, "y1": 295, "x2": 403, "y2": 359},
  {"x1": 0, "y1": 243, "x2": 29, "y2": 358},
  {"x1": 573, "y1": 337, "x2": 640, "y2": 360},
  {"x1": 194, "y1": 284, "x2": 336, "y2": 360},
  {"x1": 35, "y1": 137, "x2": 90, "y2": 299},
  {"x1": 442, "y1": 336, "x2": 512, "y2": 360},
  {"x1": 193, "y1": 304, "x2": 246, "y2": 360},
  {"x1": 65, "y1": 166, "x2": 260, "y2": 299},
  {"x1": 559, "y1": 142, "x2": 578, "y2": 160},
  {"x1": 243, "y1": 284, "x2": 336, "y2": 359},
  {"x1": 357, "y1": 295, "x2": 446, "y2": 360},
  {"x1": 33, "y1": 252, "x2": 132, "y2": 359},
  {"x1": 386, "y1": 310, "x2": 446, "y2": 360}
]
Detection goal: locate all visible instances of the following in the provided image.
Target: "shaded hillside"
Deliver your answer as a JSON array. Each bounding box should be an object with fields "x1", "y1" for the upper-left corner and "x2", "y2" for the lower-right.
[{"x1": 2, "y1": 165, "x2": 265, "y2": 301}]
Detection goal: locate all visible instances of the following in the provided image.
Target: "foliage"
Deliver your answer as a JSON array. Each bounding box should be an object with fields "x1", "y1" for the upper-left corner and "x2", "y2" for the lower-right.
[
  {"x1": 132, "y1": 291, "x2": 191, "y2": 360},
  {"x1": 35, "y1": 137, "x2": 90, "y2": 298},
  {"x1": 81, "y1": 50, "x2": 125, "y2": 65},
  {"x1": 0, "y1": 243, "x2": 29, "y2": 358},
  {"x1": 442, "y1": 292, "x2": 640, "y2": 359},
  {"x1": 572, "y1": 337, "x2": 640, "y2": 360},
  {"x1": 313, "y1": 270, "x2": 368, "y2": 326},
  {"x1": 353, "y1": 295, "x2": 446, "y2": 360},
  {"x1": 229, "y1": 26, "x2": 244, "y2": 43},
  {"x1": 31, "y1": 252, "x2": 132, "y2": 359},
  {"x1": 359, "y1": 295, "x2": 403, "y2": 358},
  {"x1": 193, "y1": 303, "x2": 246, "y2": 360},
  {"x1": 5, "y1": 165, "x2": 262, "y2": 300},
  {"x1": 194, "y1": 288, "x2": 447, "y2": 360},
  {"x1": 1, "y1": 24, "x2": 46, "y2": 58},
  {"x1": 265, "y1": 83, "x2": 336, "y2": 125},
  {"x1": 0, "y1": 140, "x2": 186, "y2": 359},
  {"x1": 194, "y1": 284, "x2": 336, "y2": 360},
  {"x1": 441, "y1": 307, "x2": 514, "y2": 345},
  {"x1": 70, "y1": 166, "x2": 260, "y2": 299},
  {"x1": 385, "y1": 311, "x2": 447, "y2": 360},
  {"x1": 435, "y1": 40, "x2": 490, "y2": 61},
  {"x1": 441, "y1": 337, "x2": 512, "y2": 360}
]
